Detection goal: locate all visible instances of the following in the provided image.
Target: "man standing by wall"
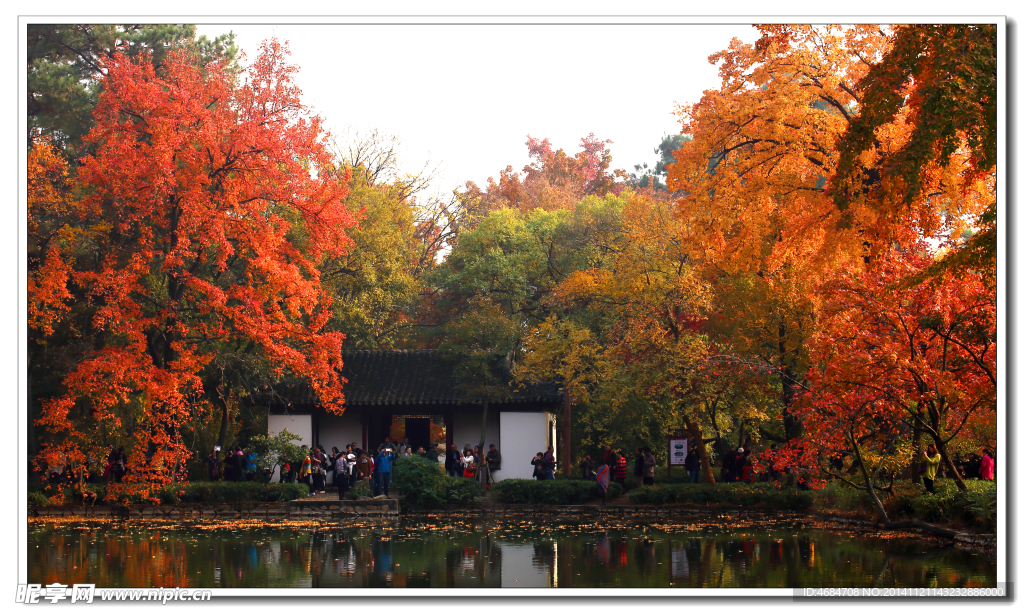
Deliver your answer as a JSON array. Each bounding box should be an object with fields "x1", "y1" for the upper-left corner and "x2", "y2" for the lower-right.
[
  {"x1": 485, "y1": 444, "x2": 502, "y2": 487},
  {"x1": 543, "y1": 446, "x2": 557, "y2": 481},
  {"x1": 643, "y1": 447, "x2": 656, "y2": 486},
  {"x1": 446, "y1": 444, "x2": 462, "y2": 477}
]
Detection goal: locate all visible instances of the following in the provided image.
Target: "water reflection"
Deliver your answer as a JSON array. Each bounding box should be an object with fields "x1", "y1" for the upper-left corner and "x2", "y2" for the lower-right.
[{"x1": 28, "y1": 518, "x2": 995, "y2": 589}]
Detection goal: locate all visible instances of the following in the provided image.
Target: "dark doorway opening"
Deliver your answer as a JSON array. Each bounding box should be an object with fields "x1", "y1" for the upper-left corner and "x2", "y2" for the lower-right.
[
  {"x1": 387, "y1": 415, "x2": 446, "y2": 453},
  {"x1": 405, "y1": 418, "x2": 431, "y2": 453}
]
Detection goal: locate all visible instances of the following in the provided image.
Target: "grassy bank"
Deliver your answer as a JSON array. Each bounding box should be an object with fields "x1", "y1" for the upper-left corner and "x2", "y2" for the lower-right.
[
  {"x1": 619, "y1": 479, "x2": 995, "y2": 533},
  {"x1": 812, "y1": 479, "x2": 995, "y2": 532}
]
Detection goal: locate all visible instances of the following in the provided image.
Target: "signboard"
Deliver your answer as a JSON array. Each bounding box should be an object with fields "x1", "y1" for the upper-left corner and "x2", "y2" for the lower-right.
[{"x1": 669, "y1": 438, "x2": 688, "y2": 465}]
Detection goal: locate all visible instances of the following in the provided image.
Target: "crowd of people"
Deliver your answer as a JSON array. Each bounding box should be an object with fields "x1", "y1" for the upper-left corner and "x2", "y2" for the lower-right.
[
  {"x1": 203, "y1": 446, "x2": 258, "y2": 482},
  {"x1": 40, "y1": 435, "x2": 996, "y2": 506},
  {"x1": 444, "y1": 443, "x2": 502, "y2": 487},
  {"x1": 263, "y1": 436, "x2": 506, "y2": 499},
  {"x1": 571, "y1": 441, "x2": 1001, "y2": 500},
  {"x1": 573, "y1": 446, "x2": 660, "y2": 504},
  {"x1": 281, "y1": 437, "x2": 402, "y2": 499}
]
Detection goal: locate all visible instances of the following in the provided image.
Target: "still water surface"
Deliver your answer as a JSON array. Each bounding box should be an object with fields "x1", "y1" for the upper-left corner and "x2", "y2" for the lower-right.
[{"x1": 28, "y1": 516, "x2": 994, "y2": 589}]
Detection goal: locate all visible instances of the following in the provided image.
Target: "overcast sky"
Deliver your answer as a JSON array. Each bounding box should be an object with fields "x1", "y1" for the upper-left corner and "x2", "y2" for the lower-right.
[{"x1": 194, "y1": 22, "x2": 758, "y2": 197}]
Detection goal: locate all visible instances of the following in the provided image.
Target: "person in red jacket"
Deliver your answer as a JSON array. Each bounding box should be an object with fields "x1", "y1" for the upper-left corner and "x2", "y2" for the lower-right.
[
  {"x1": 614, "y1": 450, "x2": 628, "y2": 486},
  {"x1": 979, "y1": 448, "x2": 995, "y2": 480}
]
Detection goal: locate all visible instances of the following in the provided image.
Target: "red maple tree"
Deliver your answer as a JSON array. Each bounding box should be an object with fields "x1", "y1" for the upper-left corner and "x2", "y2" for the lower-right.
[
  {"x1": 30, "y1": 39, "x2": 356, "y2": 497},
  {"x1": 776, "y1": 241, "x2": 995, "y2": 496}
]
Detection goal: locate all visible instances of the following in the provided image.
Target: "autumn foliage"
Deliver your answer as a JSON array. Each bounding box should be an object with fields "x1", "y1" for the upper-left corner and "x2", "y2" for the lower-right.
[
  {"x1": 30, "y1": 40, "x2": 355, "y2": 495},
  {"x1": 28, "y1": 24, "x2": 998, "y2": 505},
  {"x1": 461, "y1": 133, "x2": 626, "y2": 215}
]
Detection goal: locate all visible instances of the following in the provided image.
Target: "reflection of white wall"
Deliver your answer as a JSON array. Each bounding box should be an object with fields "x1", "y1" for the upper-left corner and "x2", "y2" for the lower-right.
[
  {"x1": 498, "y1": 541, "x2": 549, "y2": 588},
  {"x1": 499, "y1": 411, "x2": 552, "y2": 482},
  {"x1": 318, "y1": 411, "x2": 362, "y2": 453},
  {"x1": 268, "y1": 414, "x2": 312, "y2": 446}
]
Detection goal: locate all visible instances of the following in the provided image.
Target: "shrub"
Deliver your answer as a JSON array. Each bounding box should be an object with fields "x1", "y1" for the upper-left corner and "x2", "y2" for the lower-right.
[
  {"x1": 27, "y1": 483, "x2": 105, "y2": 506},
  {"x1": 28, "y1": 491, "x2": 51, "y2": 507},
  {"x1": 390, "y1": 455, "x2": 484, "y2": 509},
  {"x1": 812, "y1": 481, "x2": 879, "y2": 514},
  {"x1": 350, "y1": 479, "x2": 372, "y2": 499},
  {"x1": 442, "y1": 476, "x2": 485, "y2": 505},
  {"x1": 392, "y1": 455, "x2": 447, "y2": 509},
  {"x1": 804, "y1": 478, "x2": 995, "y2": 532},
  {"x1": 963, "y1": 483, "x2": 996, "y2": 532},
  {"x1": 490, "y1": 478, "x2": 622, "y2": 504},
  {"x1": 887, "y1": 479, "x2": 996, "y2": 531}
]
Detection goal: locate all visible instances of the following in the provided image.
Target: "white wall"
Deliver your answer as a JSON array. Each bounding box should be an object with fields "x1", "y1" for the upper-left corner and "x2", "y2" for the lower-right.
[
  {"x1": 267, "y1": 414, "x2": 312, "y2": 447},
  {"x1": 499, "y1": 411, "x2": 553, "y2": 482},
  {"x1": 452, "y1": 410, "x2": 499, "y2": 455},
  {"x1": 318, "y1": 410, "x2": 362, "y2": 454}
]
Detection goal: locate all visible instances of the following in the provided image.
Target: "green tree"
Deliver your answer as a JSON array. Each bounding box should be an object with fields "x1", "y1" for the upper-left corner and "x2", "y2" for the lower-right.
[
  {"x1": 630, "y1": 133, "x2": 692, "y2": 191},
  {"x1": 28, "y1": 24, "x2": 237, "y2": 156},
  {"x1": 319, "y1": 166, "x2": 422, "y2": 349}
]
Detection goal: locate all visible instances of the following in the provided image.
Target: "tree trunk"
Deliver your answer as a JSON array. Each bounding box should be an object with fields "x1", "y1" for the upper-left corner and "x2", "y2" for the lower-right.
[
  {"x1": 684, "y1": 413, "x2": 715, "y2": 484},
  {"x1": 910, "y1": 410, "x2": 924, "y2": 484},
  {"x1": 561, "y1": 389, "x2": 572, "y2": 476},
  {"x1": 850, "y1": 434, "x2": 890, "y2": 523},
  {"x1": 28, "y1": 359, "x2": 36, "y2": 458},
  {"x1": 477, "y1": 400, "x2": 489, "y2": 460},
  {"x1": 778, "y1": 322, "x2": 803, "y2": 442},
  {"x1": 216, "y1": 379, "x2": 230, "y2": 451},
  {"x1": 933, "y1": 436, "x2": 968, "y2": 491},
  {"x1": 848, "y1": 434, "x2": 964, "y2": 538}
]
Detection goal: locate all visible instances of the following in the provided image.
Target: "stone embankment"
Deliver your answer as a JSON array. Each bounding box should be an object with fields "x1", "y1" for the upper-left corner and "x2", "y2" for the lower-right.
[
  {"x1": 30, "y1": 497, "x2": 399, "y2": 519},
  {"x1": 403, "y1": 505, "x2": 803, "y2": 520}
]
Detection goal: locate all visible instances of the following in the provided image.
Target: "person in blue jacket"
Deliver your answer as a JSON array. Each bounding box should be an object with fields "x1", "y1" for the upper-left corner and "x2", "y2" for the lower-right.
[{"x1": 376, "y1": 448, "x2": 394, "y2": 498}]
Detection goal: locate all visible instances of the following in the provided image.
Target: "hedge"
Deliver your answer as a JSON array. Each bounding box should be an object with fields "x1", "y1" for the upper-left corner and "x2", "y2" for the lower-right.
[
  {"x1": 155, "y1": 482, "x2": 310, "y2": 505},
  {"x1": 29, "y1": 482, "x2": 310, "y2": 506},
  {"x1": 626, "y1": 482, "x2": 813, "y2": 510},
  {"x1": 28, "y1": 483, "x2": 105, "y2": 507},
  {"x1": 490, "y1": 478, "x2": 623, "y2": 504}
]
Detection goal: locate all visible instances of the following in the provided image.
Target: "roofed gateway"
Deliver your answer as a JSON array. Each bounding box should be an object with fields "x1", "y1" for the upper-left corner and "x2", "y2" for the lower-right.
[{"x1": 257, "y1": 350, "x2": 563, "y2": 482}]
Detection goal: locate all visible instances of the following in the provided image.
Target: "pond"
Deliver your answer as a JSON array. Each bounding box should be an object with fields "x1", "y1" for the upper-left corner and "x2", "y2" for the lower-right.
[{"x1": 27, "y1": 516, "x2": 994, "y2": 589}]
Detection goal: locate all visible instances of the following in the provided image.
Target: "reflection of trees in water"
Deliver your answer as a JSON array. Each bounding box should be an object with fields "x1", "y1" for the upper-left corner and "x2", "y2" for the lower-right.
[
  {"x1": 28, "y1": 525, "x2": 315, "y2": 588},
  {"x1": 28, "y1": 521, "x2": 996, "y2": 589},
  {"x1": 633, "y1": 540, "x2": 657, "y2": 575}
]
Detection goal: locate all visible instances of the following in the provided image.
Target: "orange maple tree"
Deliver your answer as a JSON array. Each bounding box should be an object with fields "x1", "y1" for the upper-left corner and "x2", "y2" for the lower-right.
[
  {"x1": 663, "y1": 25, "x2": 996, "y2": 450},
  {"x1": 668, "y1": 24, "x2": 993, "y2": 275},
  {"x1": 30, "y1": 39, "x2": 356, "y2": 496}
]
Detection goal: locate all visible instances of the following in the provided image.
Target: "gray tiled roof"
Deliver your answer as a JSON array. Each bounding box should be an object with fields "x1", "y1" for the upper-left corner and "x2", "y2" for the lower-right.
[{"x1": 256, "y1": 349, "x2": 562, "y2": 408}]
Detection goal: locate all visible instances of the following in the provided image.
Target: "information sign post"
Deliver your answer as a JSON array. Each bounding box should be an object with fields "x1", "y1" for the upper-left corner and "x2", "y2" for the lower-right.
[{"x1": 668, "y1": 436, "x2": 688, "y2": 478}]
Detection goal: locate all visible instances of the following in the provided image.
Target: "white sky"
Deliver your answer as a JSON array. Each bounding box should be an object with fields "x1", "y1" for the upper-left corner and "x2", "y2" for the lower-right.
[{"x1": 195, "y1": 22, "x2": 758, "y2": 197}]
